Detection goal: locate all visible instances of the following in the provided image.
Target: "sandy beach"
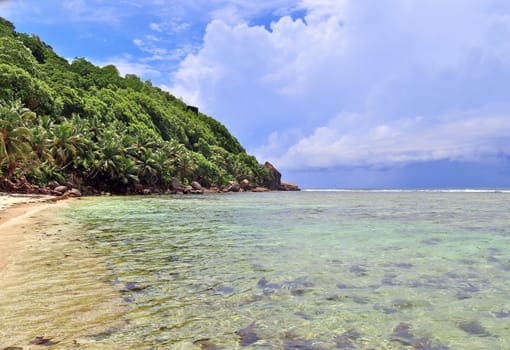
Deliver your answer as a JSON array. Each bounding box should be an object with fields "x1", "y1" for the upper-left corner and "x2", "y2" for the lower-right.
[{"x1": 0, "y1": 193, "x2": 63, "y2": 272}]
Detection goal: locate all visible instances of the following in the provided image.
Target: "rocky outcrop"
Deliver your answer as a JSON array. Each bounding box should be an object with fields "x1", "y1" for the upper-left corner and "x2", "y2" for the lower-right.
[
  {"x1": 186, "y1": 105, "x2": 199, "y2": 114},
  {"x1": 263, "y1": 162, "x2": 300, "y2": 191},
  {"x1": 264, "y1": 162, "x2": 281, "y2": 190},
  {"x1": 279, "y1": 181, "x2": 300, "y2": 191}
]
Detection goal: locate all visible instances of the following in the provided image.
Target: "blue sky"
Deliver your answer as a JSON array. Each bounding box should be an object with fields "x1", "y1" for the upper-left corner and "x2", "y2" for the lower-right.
[{"x1": 2, "y1": 0, "x2": 510, "y2": 188}]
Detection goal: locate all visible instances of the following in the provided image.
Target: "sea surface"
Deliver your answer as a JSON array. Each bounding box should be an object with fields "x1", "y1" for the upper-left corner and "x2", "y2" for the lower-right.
[{"x1": 1, "y1": 191, "x2": 510, "y2": 349}]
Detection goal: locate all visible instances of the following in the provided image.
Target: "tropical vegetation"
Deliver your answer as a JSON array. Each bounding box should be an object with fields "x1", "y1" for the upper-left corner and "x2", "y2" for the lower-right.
[{"x1": 0, "y1": 17, "x2": 273, "y2": 193}]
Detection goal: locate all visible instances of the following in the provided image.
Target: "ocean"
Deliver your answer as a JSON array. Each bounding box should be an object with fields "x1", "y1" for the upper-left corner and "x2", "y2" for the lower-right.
[{"x1": 1, "y1": 191, "x2": 509, "y2": 349}]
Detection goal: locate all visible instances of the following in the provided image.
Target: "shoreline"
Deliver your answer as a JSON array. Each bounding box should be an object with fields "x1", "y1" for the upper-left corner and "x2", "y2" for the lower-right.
[{"x1": 0, "y1": 193, "x2": 69, "y2": 272}]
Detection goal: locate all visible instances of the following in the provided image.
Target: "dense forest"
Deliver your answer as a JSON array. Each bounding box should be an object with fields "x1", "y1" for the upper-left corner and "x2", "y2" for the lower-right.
[{"x1": 0, "y1": 17, "x2": 276, "y2": 194}]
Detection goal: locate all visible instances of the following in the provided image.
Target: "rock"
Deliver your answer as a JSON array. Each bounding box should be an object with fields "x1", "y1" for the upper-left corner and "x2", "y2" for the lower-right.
[
  {"x1": 133, "y1": 183, "x2": 144, "y2": 194},
  {"x1": 264, "y1": 162, "x2": 281, "y2": 190},
  {"x1": 457, "y1": 321, "x2": 491, "y2": 336},
  {"x1": 193, "y1": 339, "x2": 217, "y2": 350},
  {"x1": 236, "y1": 324, "x2": 259, "y2": 346},
  {"x1": 54, "y1": 185, "x2": 68, "y2": 194},
  {"x1": 123, "y1": 282, "x2": 146, "y2": 292},
  {"x1": 191, "y1": 181, "x2": 203, "y2": 191},
  {"x1": 66, "y1": 188, "x2": 82, "y2": 197},
  {"x1": 142, "y1": 188, "x2": 151, "y2": 195},
  {"x1": 334, "y1": 330, "x2": 361, "y2": 349},
  {"x1": 30, "y1": 336, "x2": 58, "y2": 346},
  {"x1": 240, "y1": 179, "x2": 250, "y2": 189},
  {"x1": 279, "y1": 181, "x2": 300, "y2": 191},
  {"x1": 229, "y1": 183, "x2": 241, "y2": 192},
  {"x1": 251, "y1": 187, "x2": 269, "y2": 192},
  {"x1": 186, "y1": 105, "x2": 199, "y2": 114},
  {"x1": 171, "y1": 177, "x2": 184, "y2": 192}
]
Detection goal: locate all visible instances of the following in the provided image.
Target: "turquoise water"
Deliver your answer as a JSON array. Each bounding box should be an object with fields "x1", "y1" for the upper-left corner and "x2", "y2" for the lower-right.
[{"x1": 1, "y1": 191, "x2": 510, "y2": 349}]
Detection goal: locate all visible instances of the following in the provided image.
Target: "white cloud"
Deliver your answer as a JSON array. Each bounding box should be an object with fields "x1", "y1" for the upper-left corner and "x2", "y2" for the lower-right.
[
  {"x1": 93, "y1": 55, "x2": 161, "y2": 79},
  {"x1": 171, "y1": 0, "x2": 510, "y2": 169},
  {"x1": 267, "y1": 107, "x2": 510, "y2": 169}
]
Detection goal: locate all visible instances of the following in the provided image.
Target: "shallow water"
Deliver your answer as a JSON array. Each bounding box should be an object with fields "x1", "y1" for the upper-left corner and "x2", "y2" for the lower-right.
[{"x1": 1, "y1": 191, "x2": 510, "y2": 349}]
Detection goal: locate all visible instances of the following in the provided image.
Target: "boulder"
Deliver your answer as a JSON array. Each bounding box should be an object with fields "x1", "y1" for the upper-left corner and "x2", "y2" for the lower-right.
[
  {"x1": 191, "y1": 181, "x2": 203, "y2": 191},
  {"x1": 279, "y1": 181, "x2": 300, "y2": 191},
  {"x1": 240, "y1": 179, "x2": 250, "y2": 189},
  {"x1": 171, "y1": 177, "x2": 184, "y2": 192},
  {"x1": 54, "y1": 185, "x2": 68, "y2": 194},
  {"x1": 229, "y1": 183, "x2": 241, "y2": 192},
  {"x1": 66, "y1": 188, "x2": 82, "y2": 197},
  {"x1": 133, "y1": 183, "x2": 144, "y2": 194},
  {"x1": 252, "y1": 187, "x2": 269, "y2": 192},
  {"x1": 47, "y1": 180, "x2": 60, "y2": 189},
  {"x1": 264, "y1": 162, "x2": 282, "y2": 190}
]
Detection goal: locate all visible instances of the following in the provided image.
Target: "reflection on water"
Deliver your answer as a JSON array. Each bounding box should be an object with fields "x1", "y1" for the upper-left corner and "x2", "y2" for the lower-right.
[{"x1": 1, "y1": 192, "x2": 510, "y2": 349}]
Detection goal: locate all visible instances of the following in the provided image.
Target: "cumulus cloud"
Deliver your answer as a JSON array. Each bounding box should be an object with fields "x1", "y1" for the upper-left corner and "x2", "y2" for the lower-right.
[
  {"x1": 269, "y1": 107, "x2": 510, "y2": 169},
  {"x1": 93, "y1": 55, "x2": 161, "y2": 79},
  {"x1": 172, "y1": 0, "x2": 510, "y2": 170}
]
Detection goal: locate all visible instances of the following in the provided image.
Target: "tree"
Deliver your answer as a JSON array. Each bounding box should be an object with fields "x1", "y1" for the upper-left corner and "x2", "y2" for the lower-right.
[
  {"x1": 49, "y1": 118, "x2": 89, "y2": 170},
  {"x1": 0, "y1": 64, "x2": 59, "y2": 115},
  {"x1": 0, "y1": 102, "x2": 34, "y2": 181}
]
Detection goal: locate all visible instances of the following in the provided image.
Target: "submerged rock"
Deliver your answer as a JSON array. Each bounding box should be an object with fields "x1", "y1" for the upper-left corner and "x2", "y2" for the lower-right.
[
  {"x1": 283, "y1": 332, "x2": 323, "y2": 350},
  {"x1": 336, "y1": 282, "x2": 349, "y2": 289},
  {"x1": 392, "y1": 323, "x2": 415, "y2": 345},
  {"x1": 494, "y1": 310, "x2": 510, "y2": 318},
  {"x1": 29, "y1": 336, "x2": 59, "y2": 346},
  {"x1": 334, "y1": 330, "x2": 361, "y2": 349},
  {"x1": 236, "y1": 324, "x2": 260, "y2": 346},
  {"x1": 350, "y1": 265, "x2": 368, "y2": 276},
  {"x1": 257, "y1": 277, "x2": 280, "y2": 289},
  {"x1": 395, "y1": 262, "x2": 414, "y2": 269},
  {"x1": 193, "y1": 338, "x2": 217, "y2": 350},
  {"x1": 214, "y1": 286, "x2": 234, "y2": 294},
  {"x1": 123, "y1": 282, "x2": 146, "y2": 292},
  {"x1": 391, "y1": 323, "x2": 449, "y2": 349},
  {"x1": 457, "y1": 321, "x2": 491, "y2": 337}
]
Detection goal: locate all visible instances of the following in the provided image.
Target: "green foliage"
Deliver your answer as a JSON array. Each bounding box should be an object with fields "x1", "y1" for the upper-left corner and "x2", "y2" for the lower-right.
[
  {"x1": 0, "y1": 64, "x2": 60, "y2": 115},
  {"x1": 0, "y1": 36, "x2": 40, "y2": 76},
  {"x1": 0, "y1": 16, "x2": 272, "y2": 192},
  {"x1": 0, "y1": 18, "x2": 15, "y2": 37},
  {"x1": 17, "y1": 33, "x2": 47, "y2": 64}
]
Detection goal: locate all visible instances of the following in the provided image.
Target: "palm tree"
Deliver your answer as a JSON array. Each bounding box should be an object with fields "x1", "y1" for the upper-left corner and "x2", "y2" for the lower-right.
[
  {"x1": 137, "y1": 147, "x2": 160, "y2": 186},
  {"x1": 0, "y1": 102, "x2": 34, "y2": 182},
  {"x1": 90, "y1": 130, "x2": 124, "y2": 180},
  {"x1": 114, "y1": 156, "x2": 139, "y2": 188},
  {"x1": 49, "y1": 118, "x2": 88, "y2": 170},
  {"x1": 175, "y1": 150, "x2": 196, "y2": 183},
  {"x1": 29, "y1": 121, "x2": 53, "y2": 164}
]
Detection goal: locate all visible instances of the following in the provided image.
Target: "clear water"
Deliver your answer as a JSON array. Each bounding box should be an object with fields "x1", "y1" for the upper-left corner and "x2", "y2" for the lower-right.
[{"x1": 1, "y1": 191, "x2": 510, "y2": 349}]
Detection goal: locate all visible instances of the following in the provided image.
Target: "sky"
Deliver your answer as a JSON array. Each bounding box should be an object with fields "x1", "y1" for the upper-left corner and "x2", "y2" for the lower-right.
[{"x1": 2, "y1": 0, "x2": 510, "y2": 188}]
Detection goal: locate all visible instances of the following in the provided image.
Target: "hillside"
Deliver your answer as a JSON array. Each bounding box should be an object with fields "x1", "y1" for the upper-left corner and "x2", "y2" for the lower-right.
[{"x1": 0, "y1": 17, "x2": 275, "y2": 194}]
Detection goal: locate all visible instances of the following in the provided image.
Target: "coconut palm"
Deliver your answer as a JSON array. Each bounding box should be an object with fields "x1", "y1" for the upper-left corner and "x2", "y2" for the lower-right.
[
  {"x1": 49, "y1": 118, "x2": 89, "y2": 170},
  {"x1": 0, "y1": 102, "x2": 34, "y2": 181}
]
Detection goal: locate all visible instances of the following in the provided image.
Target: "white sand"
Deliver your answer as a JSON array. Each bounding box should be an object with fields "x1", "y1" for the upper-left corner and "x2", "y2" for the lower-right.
[
  {"x1": 0, "y1": 193, "x2": 63, "y2": 271},
  {"x1": 0, "y1": 192, "x2": 55, "y2": 211}
]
